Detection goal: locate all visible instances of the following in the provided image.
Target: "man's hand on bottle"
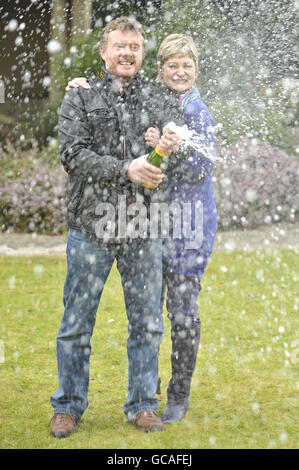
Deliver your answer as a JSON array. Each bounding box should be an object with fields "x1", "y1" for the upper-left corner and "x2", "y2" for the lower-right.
[{"x1": 126, "y1": 154, "x2": 164, "y2": 187}]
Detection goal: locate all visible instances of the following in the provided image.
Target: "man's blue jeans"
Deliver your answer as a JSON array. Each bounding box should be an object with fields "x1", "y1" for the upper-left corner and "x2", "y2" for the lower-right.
[{"x1": 50, "y1": 228, "x2": 164, "y2": 421}]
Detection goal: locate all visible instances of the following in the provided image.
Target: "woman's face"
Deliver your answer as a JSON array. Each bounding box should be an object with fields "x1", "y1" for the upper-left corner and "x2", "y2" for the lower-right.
[{"x1": 159, "y1": 55, "x2": 198, "y2": 92}]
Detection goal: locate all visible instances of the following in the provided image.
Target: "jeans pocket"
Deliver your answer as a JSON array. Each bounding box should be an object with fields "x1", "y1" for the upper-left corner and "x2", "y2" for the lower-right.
[{"x1": 68, "y1": 228, "x2": 87, "y2": 242}]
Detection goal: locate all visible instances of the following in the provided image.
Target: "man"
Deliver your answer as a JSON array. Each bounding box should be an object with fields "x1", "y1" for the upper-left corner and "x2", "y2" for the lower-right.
[{"x1": 49, "y1": 16, "x2": 182, "y2": 437}]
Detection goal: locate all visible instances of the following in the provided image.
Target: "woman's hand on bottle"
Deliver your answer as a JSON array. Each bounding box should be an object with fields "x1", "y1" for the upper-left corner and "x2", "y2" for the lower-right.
[
  {"x1": 126, "y1": 154, "x2": 164, "y2": 187},
  {"x1": 145, "y1": 126, "x2": 160, "y2": 148},
  {"x1": 65, "y1": 77, "x2": 90, "y2": 91},
  {"x1": 158, "y1": 124, "x2": 180, "y2": 154}
]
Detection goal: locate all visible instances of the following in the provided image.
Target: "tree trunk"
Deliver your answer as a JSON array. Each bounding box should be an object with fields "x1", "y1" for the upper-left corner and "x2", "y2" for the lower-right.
[
  {"x1": 49, "y1": 0, "x2": 68, "y2": 102},
  {"x1": 71, "y1": 0, "x2": 93, "y2": 41}
]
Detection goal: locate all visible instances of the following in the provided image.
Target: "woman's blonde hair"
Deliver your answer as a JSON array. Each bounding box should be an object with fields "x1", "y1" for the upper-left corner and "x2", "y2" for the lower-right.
[{"x1": 157, "y1": 34, "x2": 198, "y2": 82}]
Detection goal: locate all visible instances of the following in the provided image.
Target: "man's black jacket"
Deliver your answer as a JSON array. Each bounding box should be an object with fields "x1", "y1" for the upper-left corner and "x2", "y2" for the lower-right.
[{"x1": 58, "y1": 70, "x2": 183, "y2": 241}]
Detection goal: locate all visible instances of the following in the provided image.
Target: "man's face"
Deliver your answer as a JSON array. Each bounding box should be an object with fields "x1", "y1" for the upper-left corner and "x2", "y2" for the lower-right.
[{"x1": 100, "y1": 29, "x2": 144, "y2": 81}]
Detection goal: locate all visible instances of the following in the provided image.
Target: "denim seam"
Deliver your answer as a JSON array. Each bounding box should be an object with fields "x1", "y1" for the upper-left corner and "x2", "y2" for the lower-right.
[
  {"x1": 127, "y1": 406, "x2": 158, "y2": 422},
  {"x1": 53, "y1": 408, "x2": 81, "y2": 422}
]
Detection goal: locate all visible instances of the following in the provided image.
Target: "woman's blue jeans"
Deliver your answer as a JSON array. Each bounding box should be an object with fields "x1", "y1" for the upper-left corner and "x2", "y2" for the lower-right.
[{"x1": 50, "y1": 228, "x2": 164, "y2": 421}]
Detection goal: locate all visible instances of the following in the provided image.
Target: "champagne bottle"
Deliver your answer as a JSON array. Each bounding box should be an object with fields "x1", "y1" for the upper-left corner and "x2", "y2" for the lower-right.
[{"x1": 142, "y1": 146, "x2": 170, "y2": 189}]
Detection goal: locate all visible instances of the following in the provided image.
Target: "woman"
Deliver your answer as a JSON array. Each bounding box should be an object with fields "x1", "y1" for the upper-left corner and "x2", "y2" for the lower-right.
[
  {"x1": 66, "y1": 34, "x2": 217, "y2": 424},
  {"x1": 147, "y1": 34, "x2": 217, "y2": 423}
]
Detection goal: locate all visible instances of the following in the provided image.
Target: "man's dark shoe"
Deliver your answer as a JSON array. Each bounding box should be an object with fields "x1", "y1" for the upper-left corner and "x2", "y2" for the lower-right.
[
  {"x1": 133, "y1": 410, "x2": 164, "y2": 432},
  {"x1": 50, "y1": 413, "x2": 77, "y2": 438}
]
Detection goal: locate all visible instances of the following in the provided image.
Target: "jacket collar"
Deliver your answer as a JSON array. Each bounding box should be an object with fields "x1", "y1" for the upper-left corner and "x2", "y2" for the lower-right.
[{"x1": 100, "y1": 67, "x2": 142, "y2": 93}]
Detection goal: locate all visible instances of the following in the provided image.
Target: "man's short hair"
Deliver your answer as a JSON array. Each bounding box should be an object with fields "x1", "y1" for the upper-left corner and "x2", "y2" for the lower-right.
[{"x1": 99, "y1": 16, "x2": 145, "y2": 51}]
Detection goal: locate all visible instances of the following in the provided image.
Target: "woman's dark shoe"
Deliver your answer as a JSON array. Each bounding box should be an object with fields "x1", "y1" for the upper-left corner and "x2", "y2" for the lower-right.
[{"x1": 161, "y1": 398, "x2": 190, "y2": 423}]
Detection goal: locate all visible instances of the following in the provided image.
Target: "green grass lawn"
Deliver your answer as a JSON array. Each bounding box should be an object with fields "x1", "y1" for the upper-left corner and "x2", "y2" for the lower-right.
[{"x1": 0, "y1": 249, "x2": 298, "y2": 449}]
